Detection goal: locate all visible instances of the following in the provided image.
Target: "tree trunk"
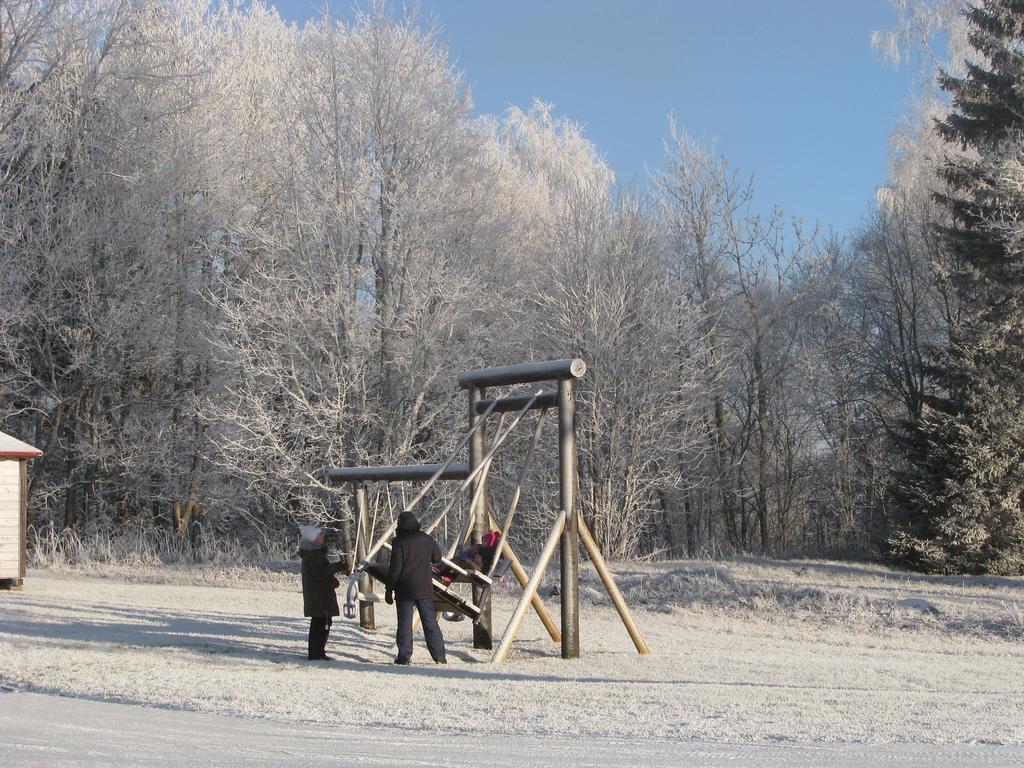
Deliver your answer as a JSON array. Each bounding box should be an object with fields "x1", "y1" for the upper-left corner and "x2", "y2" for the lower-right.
[
  {"x1": 753, "y1": 345, "x2": 770, "y2": 552},
  {"x1": 715, "y1": 395, "x2": 738, "y2": 548}
]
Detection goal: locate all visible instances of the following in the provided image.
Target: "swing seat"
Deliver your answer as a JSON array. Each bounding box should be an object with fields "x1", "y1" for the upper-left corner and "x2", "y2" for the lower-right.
[
  {"x1": 430, "y1": 579, "x2": 483, "y2": 622},
  {"x1": 436, "y1": 556, "x2": 493, "y2": 587},
  {"x1": 359, "y1": 562, "x2": 484, "y2": 622}
]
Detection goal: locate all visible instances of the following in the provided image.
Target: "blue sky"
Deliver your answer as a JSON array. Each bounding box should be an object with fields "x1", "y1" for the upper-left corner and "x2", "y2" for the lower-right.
[{"x1": 272, "y1": 0, "x2": 918, "y2": 238}]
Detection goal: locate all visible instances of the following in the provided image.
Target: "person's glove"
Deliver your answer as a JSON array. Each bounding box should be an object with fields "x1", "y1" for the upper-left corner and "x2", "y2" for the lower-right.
[{"x1": 385, "y1": 589, "x2": 394, "y2": 605}]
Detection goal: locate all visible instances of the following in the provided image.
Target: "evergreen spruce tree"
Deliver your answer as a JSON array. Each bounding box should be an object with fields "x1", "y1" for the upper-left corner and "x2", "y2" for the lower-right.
[{"x1": 889, "y1": 0, "x2": 1024, "y2": 574}]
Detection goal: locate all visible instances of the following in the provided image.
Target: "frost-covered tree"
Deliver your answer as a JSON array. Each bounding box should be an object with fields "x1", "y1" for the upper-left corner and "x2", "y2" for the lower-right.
[
  {"x1": 890, "y1": 0, "x2": 1024, "y2": 574},
  {"x1": 652, "y1": 125, "x2": 836, "y2": 556},
  {"x1": 0, "y1": 0, "x2": 238, "y2": 533},
  {"x1": 206, "y1": 5, "x2": 535, "y2": 536},
  {"x1": 530, "y1": 182, "x2": 706, "y2": 559},
  {"x1": 652, "y1": 126, "x2": 742, "y2": 553}
]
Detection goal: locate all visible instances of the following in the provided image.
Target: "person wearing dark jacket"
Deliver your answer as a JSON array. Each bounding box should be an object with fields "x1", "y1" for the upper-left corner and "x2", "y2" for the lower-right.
[
  {"x1": 385, "y1": 510, "x2": 447, "y2": 665},
  {"x1": 299, "y1": 525, "x2": 348, "y2": 661}
]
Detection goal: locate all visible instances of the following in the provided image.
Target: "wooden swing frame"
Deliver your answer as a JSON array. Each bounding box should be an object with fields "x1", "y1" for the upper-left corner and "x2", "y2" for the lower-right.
[{"x1": 327, "y1": 359, "x2": 650, "y2": 662}]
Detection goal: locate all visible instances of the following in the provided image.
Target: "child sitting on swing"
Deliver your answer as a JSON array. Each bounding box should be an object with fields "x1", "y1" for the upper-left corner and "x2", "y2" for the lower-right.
[{"x1": 433, "y1": 530, "x2": 502, "y2": 584}]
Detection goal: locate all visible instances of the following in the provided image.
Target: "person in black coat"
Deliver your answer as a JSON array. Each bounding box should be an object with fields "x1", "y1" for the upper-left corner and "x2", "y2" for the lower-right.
[
  {"x1": 385, "y1": 510, "x2": 447, "y2": 665},
  {"x1": 299, "y1": 525, "x2": 348, "y2": 661}
]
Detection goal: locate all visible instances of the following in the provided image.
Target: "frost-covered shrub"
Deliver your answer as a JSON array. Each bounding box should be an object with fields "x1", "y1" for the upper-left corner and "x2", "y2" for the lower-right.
[
  {"x1": 578, "y1": 559, "x2": 1024, "y2": 641},
  {"x1": 27, "y1": 521, "x2": 292, "y2": 569}
]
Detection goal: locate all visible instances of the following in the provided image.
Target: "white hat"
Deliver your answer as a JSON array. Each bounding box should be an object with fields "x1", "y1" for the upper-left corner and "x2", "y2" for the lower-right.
[{"x1": 300, "y1": 525, "x2": 322, "y2": 543}]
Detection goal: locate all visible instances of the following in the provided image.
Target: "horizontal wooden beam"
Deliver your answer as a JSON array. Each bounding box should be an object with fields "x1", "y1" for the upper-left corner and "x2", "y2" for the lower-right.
[
  {"x1": 474, "y1": 391, "x2": 558, "y2": 414},
  {"x1": 457, "y1": 359, "x2": 585, "y2": 389},
  {"x1": 327, "y1": 463, "x2": 471, "y2": 484}
]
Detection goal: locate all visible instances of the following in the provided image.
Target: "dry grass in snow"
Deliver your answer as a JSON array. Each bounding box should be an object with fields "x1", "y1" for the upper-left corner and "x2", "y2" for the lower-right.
[{"x1": 1, "y1": 557, "x2": 1022, "y2": 745}]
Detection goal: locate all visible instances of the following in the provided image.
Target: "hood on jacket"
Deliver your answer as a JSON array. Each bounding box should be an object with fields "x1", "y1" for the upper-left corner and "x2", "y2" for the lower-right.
[{"x1": 397, "y1": 510, "x2": 421, "y2": 533}]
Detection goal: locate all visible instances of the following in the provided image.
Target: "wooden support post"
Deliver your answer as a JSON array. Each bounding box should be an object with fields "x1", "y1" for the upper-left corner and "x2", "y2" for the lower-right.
[
  {"x1": 468, "y1": 385, "x2": 492, "y2": 650},
  {"x1": 558, "y1": 379, "x2": 580, "y2": 659},
  {"x1": 354, "y1": 483, "x2": 375, "y2": 630},
  {"x1": 492, "y1": 511, "x2": 566, "y2": 664},
  {"x1": 578, "y1": 517, "x2": 650, "y2": 655},
  {"x1": 486, "y1": 510, "x2": 560, "y2": 644}
]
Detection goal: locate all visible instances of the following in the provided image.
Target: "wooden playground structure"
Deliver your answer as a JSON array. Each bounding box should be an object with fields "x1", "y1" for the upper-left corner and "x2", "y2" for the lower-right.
[{"x1": 328, "y1": 358, "x2": 650, "y2": 663}]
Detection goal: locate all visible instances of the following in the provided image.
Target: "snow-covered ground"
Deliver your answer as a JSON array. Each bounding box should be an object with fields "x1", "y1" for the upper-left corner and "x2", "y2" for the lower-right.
[
  {"x1": 1, "y1": 558, "x2": 1023, "y2": 763},
  {"x1": 4, "y1": 690, "x2": 1022, "y2": 768}
]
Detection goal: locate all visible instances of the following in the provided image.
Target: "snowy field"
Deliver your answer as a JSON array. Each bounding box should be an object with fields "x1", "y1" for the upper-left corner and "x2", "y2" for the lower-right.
[{"x1": 2, "y1": 558, "x2": 1024, "y2": 765}]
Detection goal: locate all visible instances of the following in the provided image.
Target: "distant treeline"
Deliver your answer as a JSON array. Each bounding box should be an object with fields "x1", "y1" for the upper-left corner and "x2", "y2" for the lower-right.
[{"x1": 2, "y1": 0, "x2": 1023, "y2": 573}]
